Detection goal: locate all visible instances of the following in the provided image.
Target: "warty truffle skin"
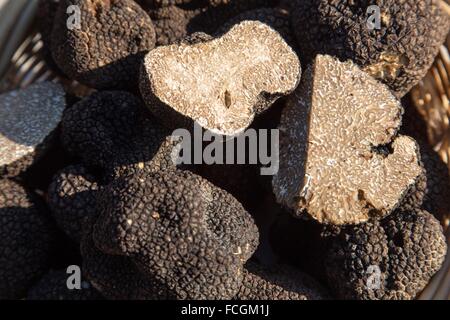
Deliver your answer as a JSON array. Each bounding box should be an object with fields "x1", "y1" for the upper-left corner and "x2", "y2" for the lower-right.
[
  {"x1": 273, "y1": 54, "x2": 422, "y2": 225},
  {"x1": 27, "y1": 269, "x2": 103, "y2": 300},
  {"x1": 235, "y1": 261, "x2": 329, "y2": 300},
  {"x1": 147, "y1": 0, "x2": 279, "y2": 46},
  {"x1": 325, "y1": 209, "x2": 447, "y2": 300},
  {"x1": 0, "y1": 82, "x2": 66, "y2": 178},
  {"x1": 140, "y1": 20, "x2": 301, "y2": 136},
  {"x1": 47, "y1": 165, "x2": 99, "y2": 243},
  {"x1": 51, "y1": 0, "x2": 156, "y2": 90},
  {"x1": 61, "y1": 91, "x2": 176, "y2": 181},
  {"x1": 88, "y1": 169, "x2": 259, "y2": 299},
  {"x1": 0, "y1": 179, "x2": 56, "y2": 299},
  {"x1": 290, "y1": 0, "x2": 450, "y2": 98}
]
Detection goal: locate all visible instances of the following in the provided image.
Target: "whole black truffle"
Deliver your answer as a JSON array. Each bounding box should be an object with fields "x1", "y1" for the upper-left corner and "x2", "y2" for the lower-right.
[
  {"x1": 0, "y1": 179, "x2": 56, "y2": 299},
  {"x1": 290, "y1": 0, "x2": 450, "y2": 97},
  {"x1": 326, "y1": 209, "x2": 447, "y2": 300},
  {"x1": 47, "y1": 165, "x2": 99, "y2": 243},
  {"x1": 51, "y1": 0, "x2": 156, "y2": 90},
  {"x1": 61, "y1": 91, "x2": 177, "y2": 181},
  {"x1": 147, "y1": 0, "x2": 278, "y2": 46},
  {"x1": 86, "y1": 169, "x2": 259, "y2": 299}
]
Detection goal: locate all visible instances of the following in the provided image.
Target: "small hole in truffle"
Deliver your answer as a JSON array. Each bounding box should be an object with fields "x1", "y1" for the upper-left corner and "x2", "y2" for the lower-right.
[{"x1": 224, "y1": 90, "x2": 232, "y2": 108}]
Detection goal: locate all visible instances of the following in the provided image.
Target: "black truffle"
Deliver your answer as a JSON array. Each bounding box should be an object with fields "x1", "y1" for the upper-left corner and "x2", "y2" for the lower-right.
[
  {"x1": 61, "y1": 91, "x2": 177, "y2": 181},
  {"x1": 325, "y1": 209, "x2": 447, "y2": 300},
  {"x1": 0, "y1": 179, "x2": 56, "y2": 299},
  {"x1": 51, "y1": 0, "x2": 156, "y2": 90},
  {"x1": 290, "y1": 0, "x2": 450, "y2": 97},
  {"x1": 147, "y1": 0, "x2": 278, "y2": 46},
  {"x1": 27, "y1": 269, "x2": 103, "y2": 300},
  {"x1": 47, "y1": 165, "x2": 99, "y2": 243},
  {"x1": 86, "y1": 169, "x2": 259, "y2": 299},
  {"x1": 236, "y1": 261, "x2": 329, "y2": 300}
]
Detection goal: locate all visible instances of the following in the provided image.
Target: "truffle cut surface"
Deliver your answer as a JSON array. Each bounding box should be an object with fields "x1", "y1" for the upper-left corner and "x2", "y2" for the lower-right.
[
  {"x1": 273, "y1": 55, "x2": 422, "y2": 225},
  {"x1": 0, "y1": 82, "x2": 65, "y2": 168},
  {"x1": 141, "y1": 21, "x2": 301, "y2": 135}
]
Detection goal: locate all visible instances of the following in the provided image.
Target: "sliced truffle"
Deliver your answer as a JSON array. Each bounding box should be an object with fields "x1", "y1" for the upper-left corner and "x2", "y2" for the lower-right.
[
  {"x1": 326, "y1": 209, "x2": 447, "y2": 300},
  {"x1": 236, "y1": 261, "x2": 329, "y2": 300},
  {"x1": 290, "y1": 0, "x2": 450, "y2": 97},
  {"x1": 47, "y1": 165, "x2": 99, "y2": 242},
  {"x1": 90, "y1": 169, "x2": 259, "y2": 299},
  {"x1": 273, "y1": 55, "x2": 422, "y2": 225},
  {"x1": 140, "y1": 21, "x2": 301, "y2": 136},
  {"x1": 0, "y1": 179, "x2": 56, "y2": 299},
  {"x1": 51, "y1": 0, "x2": 156, "y2": 90},
  {"x1": 218, "y1": 7, "x2": 296, "y2": 50},
  {"x1": 61, "y1": 91, "x2": 177, "y2": 180},
  {"x1": 27, "y1": 269, "x2": 103, "y2": 300},
  {"x1": 0, "y1": 82, "x2": 66, "y2": 178}
]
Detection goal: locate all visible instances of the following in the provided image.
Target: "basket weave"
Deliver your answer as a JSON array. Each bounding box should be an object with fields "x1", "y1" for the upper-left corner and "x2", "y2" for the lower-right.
[{"x1": 0, "y1": 0, "x2": 448, "y2": 300}]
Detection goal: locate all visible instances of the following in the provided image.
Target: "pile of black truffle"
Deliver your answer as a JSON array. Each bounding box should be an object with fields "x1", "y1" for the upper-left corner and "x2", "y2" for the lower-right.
[{"x1": 0, "y1": 0, "x2": 449, "y2": 300}]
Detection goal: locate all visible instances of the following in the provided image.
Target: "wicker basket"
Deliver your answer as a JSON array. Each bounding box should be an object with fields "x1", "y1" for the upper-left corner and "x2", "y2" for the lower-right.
[{"x1": 0, "y1": 0, "x2": 448, "y2": 300}]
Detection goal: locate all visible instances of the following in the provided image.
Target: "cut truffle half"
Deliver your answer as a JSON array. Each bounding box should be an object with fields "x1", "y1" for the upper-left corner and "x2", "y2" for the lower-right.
[
  {"x1": 140, "y1": 20, "x2": 301, "y2": 136},
  {"x1": 0, "y1": 82, "x2": 66, "y2": 178},
  {"x1": 51, "y1": 0, "x2": 156, "y2": 90},
  {"x1": 273, "y1": 55, "x2": 422, "y2": 225}
]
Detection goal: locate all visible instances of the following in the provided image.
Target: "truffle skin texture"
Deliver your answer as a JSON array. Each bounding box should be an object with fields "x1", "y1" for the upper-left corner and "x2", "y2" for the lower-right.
[
  {"x1": 148, "y1": 5, "x2": 199, "y2": 46},
  {"x1": 27, "y1": 269, "x2": 103, "y2": 300},
  {"x1": 326, "y1": 209, "x2": 447, "y2": 300},
  {"x1": 147, "y1": 0, "x2": 278, "y2": 46},
  {"x1": 0, "y1": 179, "x2": 56, "y2": 299},
  {"x1": 91, "y1": 169, "x2": 259, "y2": 299},
  {"x1": 273, "y1": 54, "x2": 422, "y2": 225},
  {"x1": 140, "y1": 21, "x2": 301, "y2": 136},
  {"x1": 82, "y1": 219, "x2": 172, "y2": 300},
  {"x1": 235, "y1": 262, "x2": 329, "y2": 300},
  {"x1": 420, "y1": 143, "x2": 450, "y2": 223},
  {"x1": 51, "y1": 0, "x2": 156, "y2": 90},
  {"x1": 47, "y1": 165, "x2": 99, "y2": 243},
  {"x1": 290, "y1": 0, "x2": 450, "y2": 98},
  {"x1": 61, "y1": 91, "x2": 176, "y2": 180},
  {"x1": 0, "y1": 82, "x2": 66, "y2": 178}
]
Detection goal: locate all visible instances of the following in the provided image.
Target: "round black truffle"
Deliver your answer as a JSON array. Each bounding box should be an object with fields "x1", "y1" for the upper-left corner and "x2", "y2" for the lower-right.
[
  {"x1": 51, "y1": 0, "x2": 156, "y2": 90},
  {"x1": 291, "y1": 0, "x2": 450, "y2": 97}
]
